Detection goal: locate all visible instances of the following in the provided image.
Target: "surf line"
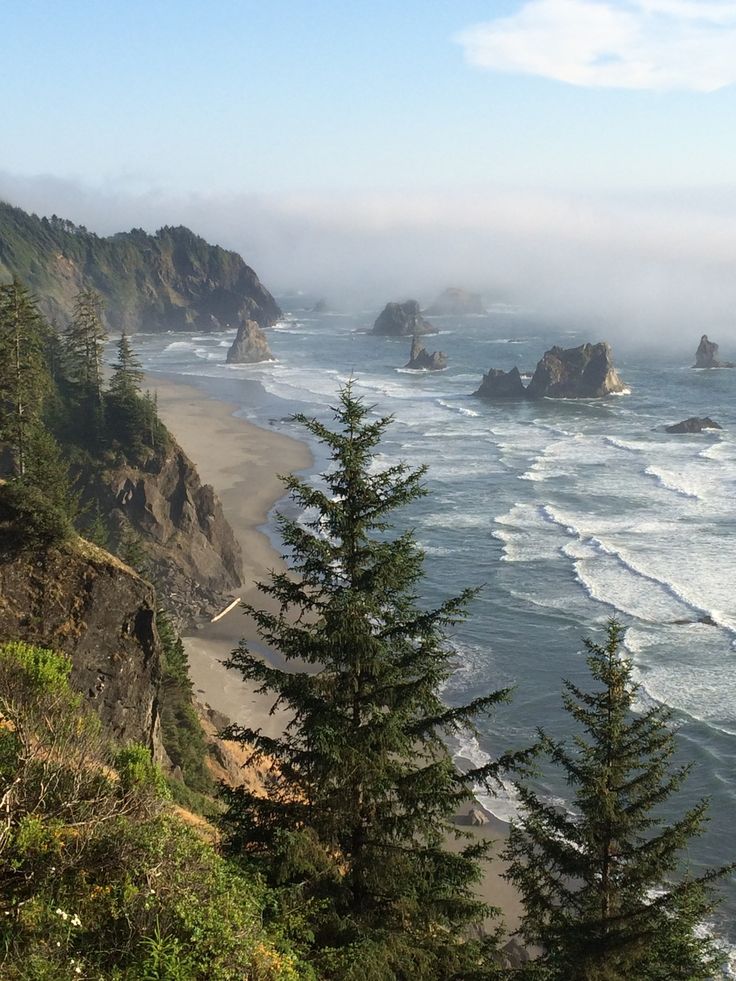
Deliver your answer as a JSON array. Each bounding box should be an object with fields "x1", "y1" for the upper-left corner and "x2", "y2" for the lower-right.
[{"x1": 211, "y1": 597, "x2": 241, "y2": 623}]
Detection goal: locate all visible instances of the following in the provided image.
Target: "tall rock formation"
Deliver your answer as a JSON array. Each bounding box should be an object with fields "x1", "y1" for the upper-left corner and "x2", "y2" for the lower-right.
[
  {"x1": 404, "y1": 335, "x2": 447, "y2": 370},
  {"x1": 79, "y1": 439, "x2": 243, "y2": 625},
  {"x1": 226, "y1": 317, "x2": 274, "y2": 364},
  {"x1": 474, "y1": 342, "x2": 626, "y2": 400},
  {"x1": 0, "y1": 539, "x2": 163, "y2": 758},
  {"x1": 424, "y1": 287, "x2": 486, "y2": 316},
  {"x1": 693, "y1": 335, "x2": 735, "y2": 369},
  {"x1": 0, "y1": 201, "x2": 281, "y2": 333},
  {"x1": 372, "y1": 300, "x2": 437, "y2": 336}
]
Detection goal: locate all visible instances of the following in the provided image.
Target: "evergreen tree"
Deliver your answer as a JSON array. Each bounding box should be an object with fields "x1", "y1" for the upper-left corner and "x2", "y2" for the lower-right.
[
  {"x1": 107, "y1": 330, "x2": 146, "y2": 451},
  {"x1": 64, "y1": 288, "x2": 107, "y2": 435},
  {"x1": 504, "y1": 619, "x2": 731, "y2": 981},
  {"x1": 0, "y1": 281, "x2": 49, "y2": 476},
  {"x1": 24, "y1": 422, "x2": 78, "y2": 521},
  {"x1": 222, "y1": 384, "x2": 528, "y2": 979},
  {"x1": 109, "y1": 330, "x2": 144, "y2": 403}
]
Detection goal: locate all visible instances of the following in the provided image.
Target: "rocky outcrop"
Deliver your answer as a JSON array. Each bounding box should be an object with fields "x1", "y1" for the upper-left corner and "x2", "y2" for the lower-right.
[
  {"x1": 404, "y1": 335, "x2": 447, "y2": 370},
  {"x1": 80, "y1": 439, "x2": 243, "y2": 626},
  {"x1": 226, "y1": 318, "x2": 273, "y2": 364},
  {"x1": 473, "y1": 367, "x2": 527, "y2": 399},
  {"x1": 0, "y1": 540, "x2": 163, "y2": 758},
  {"x1": 0, "y1": 201, "x2": 281, "y2": 333},
  {"x1": 666, "y1": 417, "x2": 723, "y2": 434},
  {"x1": 527, "y1": 342, "x2": 626, "y2": 399},
  {"x1": 474, "y1": 342, "x2": 626, "y2": 400},
  {"x1": 693, "y1": 335, "x2": 735, "y2": 369},
  {"x1": 372, "y1": 300, "x2": 437, "y2": 336},
  {"x1": 424, "y1": 287, "x2": 486, "y2": 316}
]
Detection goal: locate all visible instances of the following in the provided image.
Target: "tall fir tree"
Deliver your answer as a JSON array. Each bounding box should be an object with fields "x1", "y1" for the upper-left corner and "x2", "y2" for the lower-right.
[
  {"x1": 64, "y1": 287, "x2": 107, "y2": 438},
  {"x1": 504, "y1": 619, "x2": 731, "y2": 981},
  {"x1": 0, "y1": 280, "x2": 50, "y2": 476},
  {"x1": 107, "y1": 331, "x2": 146, "y2": 451},
  {"x1": 222, "y1": 384, "x2": 529, "y2": 979}
]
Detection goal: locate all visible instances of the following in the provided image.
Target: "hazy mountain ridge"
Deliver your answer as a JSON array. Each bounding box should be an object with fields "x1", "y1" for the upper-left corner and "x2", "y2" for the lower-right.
[{"x1": 0, "y1": 200, "x2": 281, "y2": 333}]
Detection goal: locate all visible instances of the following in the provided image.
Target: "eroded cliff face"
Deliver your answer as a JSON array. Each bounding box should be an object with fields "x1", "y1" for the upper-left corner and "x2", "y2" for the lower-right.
[
  {"x1": 0, "y1": 540, "x2": 163, "y2": 759},
  {"x1": 82, "y1": 439, "x2": 243, "y2": 626}
]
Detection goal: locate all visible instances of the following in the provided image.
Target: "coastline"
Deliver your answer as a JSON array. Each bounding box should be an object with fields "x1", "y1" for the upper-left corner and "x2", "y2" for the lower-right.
[{"x1": 150, "y1": 372, "x2": 523, "y2": 937}]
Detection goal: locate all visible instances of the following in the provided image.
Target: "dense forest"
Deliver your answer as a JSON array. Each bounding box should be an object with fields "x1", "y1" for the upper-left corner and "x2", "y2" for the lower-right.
[{"x1": 0, "y1": 276, "x2": 732, "y2": 978}]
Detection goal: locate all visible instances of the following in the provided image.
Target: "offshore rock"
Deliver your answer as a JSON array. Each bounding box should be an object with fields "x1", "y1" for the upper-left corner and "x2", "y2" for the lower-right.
[
  {"x1": 79, "y1": 439, "x2": 243, "y2": 627},
  {"x1": 226, "y1": 317, "x2": 273, "y2": 364},
  {"x1": 526, "y1": 342, "x2": 626, "y2": 399},
  {"x1": 473, "y1": 366, "x2": 527, "y2": 399},
  {"x1": 404, "y1": 335, "x2": 447, "y2": 370},
  {"x1": 372, "y1": 299, "x2": 437, "y2": 336},
  {"x1": 0, "y1": 540, "x2": 163, "y2": 758},
  {"x1": 666, "y1": 417, "x2": 723, "y2": 434},
  {"x1": 693, "y1": 335, "x2": 735, "y2": 369},
  {"x1": 424, "y1": 287, "x2": 486, "y2": 316}
]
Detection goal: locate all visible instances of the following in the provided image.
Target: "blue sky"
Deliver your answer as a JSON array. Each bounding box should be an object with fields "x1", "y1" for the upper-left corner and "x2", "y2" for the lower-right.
[
  {"x1": 3, "y1": 0, "x2": 736, "y2": 194},
  {"x1": 3, "y1": 1, "x2": 736, "y2": 337}
]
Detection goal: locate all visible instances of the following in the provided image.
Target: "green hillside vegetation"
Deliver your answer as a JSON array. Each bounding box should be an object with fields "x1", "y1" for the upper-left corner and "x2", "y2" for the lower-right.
[{"x1": 0, "y1": 200, "x2": 281, "y2": 333}]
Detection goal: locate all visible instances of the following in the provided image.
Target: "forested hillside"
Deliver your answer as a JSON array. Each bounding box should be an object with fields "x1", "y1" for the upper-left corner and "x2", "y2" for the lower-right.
[{"x1": 0, "y1": 200, "x2": 281, "y2": 333}]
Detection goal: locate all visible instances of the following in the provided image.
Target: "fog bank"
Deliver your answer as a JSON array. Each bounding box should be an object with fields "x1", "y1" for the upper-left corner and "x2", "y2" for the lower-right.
[{"x1": 2, "y1": 171, "x2": 736, "y2": 352}]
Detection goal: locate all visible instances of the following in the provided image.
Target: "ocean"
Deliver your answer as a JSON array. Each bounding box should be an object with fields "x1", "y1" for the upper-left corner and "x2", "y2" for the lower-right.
[{"x1": 136, "y1": 303, "x2": 736, "y2": 968}]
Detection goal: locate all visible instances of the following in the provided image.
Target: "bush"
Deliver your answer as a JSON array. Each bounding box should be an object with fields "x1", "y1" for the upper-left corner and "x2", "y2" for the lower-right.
[{"x1": 0, "y1": 479, "x2": 72, "y2": 552}]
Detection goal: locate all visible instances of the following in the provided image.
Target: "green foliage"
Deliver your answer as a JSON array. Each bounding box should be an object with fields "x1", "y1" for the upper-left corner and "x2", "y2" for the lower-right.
[
  {"x1": 504, "y1": 619, "x2": 731, "y2": 981},
  {"x1": 222, "y1": 383, "x2": 530, "y2": 978},
  {"x1": 0, "y1": 639, "x2": 307, "y2": 980},
  {"x1": 0, "y1": 478, "x2": 73, "y2": 552}
]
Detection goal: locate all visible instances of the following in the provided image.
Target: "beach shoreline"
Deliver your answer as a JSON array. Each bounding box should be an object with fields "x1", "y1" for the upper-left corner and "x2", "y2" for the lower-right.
[{"x1": 150, "y1": 371, "x2": 523, "y2": 937}]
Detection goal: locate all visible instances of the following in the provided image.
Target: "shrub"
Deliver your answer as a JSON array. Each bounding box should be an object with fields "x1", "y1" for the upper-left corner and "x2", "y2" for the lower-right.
[{"x1": 0, "y1": 479, "x2": 72, "y2": 552}]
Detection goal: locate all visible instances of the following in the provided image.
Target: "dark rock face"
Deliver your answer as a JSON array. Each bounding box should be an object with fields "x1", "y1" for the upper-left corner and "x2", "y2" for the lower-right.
[
  {"x1": 693, "y1": 335, "x2": 735, "y2": 369},
  {"x1": 424, "y1": 287, "x2": 486, "y2": 316},
  {"x1": 80, "y1": 440, "x2": 243, "y2": 626},
  {"x1": 666, "y1": 417, "x2": 723, "y2": 434},
  {"x1": 0, "y1": 201, "x2": 281, "y2": 334},
  {"x1": 0, "y1": 541, "x2": 163, "y2": 758},
  {"x1": 474, "y1": 342, "x2": 626, "y2": 400},
  {"x1": 527, "y1": 342, "x2": 626, "y2": 399},
  {"x1": 404, "y1": 335, "x2": 447, "y2": 370},
  {"x1": 372, "y1": 300, "x2": 437, "y2": 336},
  {"x1": 473, "y1": 367, "x2": 527, "y2": 399},
  {"x1": 226, "y1": 318, "x2": 273, "y2": 364}
]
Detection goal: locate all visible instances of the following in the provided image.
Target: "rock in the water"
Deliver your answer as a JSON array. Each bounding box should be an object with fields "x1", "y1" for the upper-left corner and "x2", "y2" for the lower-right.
[
  {"x1": 424, "y1": 287, "x2": 486, "y2": 316},
  {"x1": 693, "y1": 334, "x2": 735, "y2": 369},
  {"x1": 469, "y1": 807, "x2": 488, "y2": 827},
  {"x1": 310, "y1": 298, "x2": 329, "y2": 313},
  {"x1": 666, "y1": 417, "x2": 723, "y2": 434},
  {"x1": 404, "y1": 335, "x2": 447, "y2": 370},
  {"x1": 473, "y1": 366, "x2": 527, "y2": 399},
  {"x1": 226, "y1": 318, "x2": 273, "y2": 364},
  {"x1": 372, "y1": 299, "x2": 437, "y2": 336},
  {"x1": 526, "y1": 342, "x2": 626, "y2": 399}
]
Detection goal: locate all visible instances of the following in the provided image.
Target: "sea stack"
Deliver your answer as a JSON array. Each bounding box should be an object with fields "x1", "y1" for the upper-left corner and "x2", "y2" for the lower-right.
[
  {"x1": 473, "y1": 342, "x2": 626, "y2": 400},
  {"x1": 693, "y1": 335, "x2": 735, "y2": 369},
  {"x1": 424, "y1": 287, "x2": 486, "y2": 317},
  {"x1": 665, "y1": 417, "x2": 723, "y2": 434},
  {"x1": 226, "y1": 318, "x2": 274, "y2": 364},
  {"x1": 372, "y1": 300, "x2": 436, "y2": 336},
  {"x1": 404, "y1": 335, "x2": 447, "y2": 371}
]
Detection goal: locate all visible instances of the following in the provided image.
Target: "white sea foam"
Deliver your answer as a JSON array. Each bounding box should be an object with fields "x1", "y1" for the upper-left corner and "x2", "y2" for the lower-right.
[
  {"x1": 645, "y1": 466, "x2": 702, "y2": 500},
  {"x1": 163, "y1": 340, "x2": 197, "y2": 352}
]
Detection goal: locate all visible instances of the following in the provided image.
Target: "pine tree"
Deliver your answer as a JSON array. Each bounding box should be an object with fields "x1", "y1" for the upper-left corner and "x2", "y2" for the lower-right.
[
  {"x1": 64, "y1": 288, "x2": 107, "y2": 433},
  {"x1": 0, "y1": 281, "x2": 50, "y2": 476},
  {"x1": 222, "y1": 383, "x2": 528, "y2": 978},
  {"x1": 107, "y1": 331, "x2": 146, "y2": 451},
  {"x1": 109, "y1": 330, "x2": 144, "y2": 403},
  {"x1": 504, "y1": 619, "x2": 731, "y2": 981},
  {"x1": 24, "y1": 422, "x2": 78, "y2": 521}
]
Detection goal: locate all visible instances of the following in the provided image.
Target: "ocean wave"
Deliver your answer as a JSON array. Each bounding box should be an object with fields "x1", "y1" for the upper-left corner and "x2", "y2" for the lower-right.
[
  {"x1": 645, "y1": 466, "x2": 702, "y2": 500},
  {"x1": 436, "y1": 399, "x2": 480, "y2": 418},
  {"x1": 163, "y1": 340, "x2": 197, "y2": 352}
]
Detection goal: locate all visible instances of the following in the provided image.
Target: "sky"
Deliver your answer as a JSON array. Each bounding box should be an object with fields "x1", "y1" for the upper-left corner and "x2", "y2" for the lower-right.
[{"x1": 2, "y1": 0, "x2": 736, "y2": 343}]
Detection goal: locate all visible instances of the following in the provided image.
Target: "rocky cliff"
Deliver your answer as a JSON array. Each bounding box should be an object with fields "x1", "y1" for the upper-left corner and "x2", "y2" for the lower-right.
[
  {"x1": 404, "y1": 335, "x2": 447, "y2": 370},
  {"x1": 372, "y1": 300, "x2": 437, "y2": 336},
  {"x1": 80, "y1": 439, "x2": 243, "y2": 625},
  {"x1": 424, "y1": 287, "x2": 486, "y2": 316},
  {"x1": 693, "y1": 335, "x2": 735, "y2": 369},
  {"x1": 0, "y1": 539, "x2": 163, "y2": 758},
  {"x1": 474, "y1": 342, "x2": 626, "y2": 400},
  {"x1": 226, "y1": 318, "x2": 274, "y2": 364},
  {"x1": 0, "y1": 200, "x2": 281, "y2": 333}
]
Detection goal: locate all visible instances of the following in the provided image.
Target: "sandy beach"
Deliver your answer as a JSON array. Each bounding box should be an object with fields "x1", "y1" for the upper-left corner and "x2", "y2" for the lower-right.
[{"x1": 152, "y1": 373, "x2": 523, "y2": 937}]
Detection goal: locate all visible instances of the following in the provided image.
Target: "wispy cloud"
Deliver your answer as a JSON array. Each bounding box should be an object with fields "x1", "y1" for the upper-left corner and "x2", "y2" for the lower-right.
[{"x1": 455, "y1": 0, "x2": 736, "y2": 92}]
